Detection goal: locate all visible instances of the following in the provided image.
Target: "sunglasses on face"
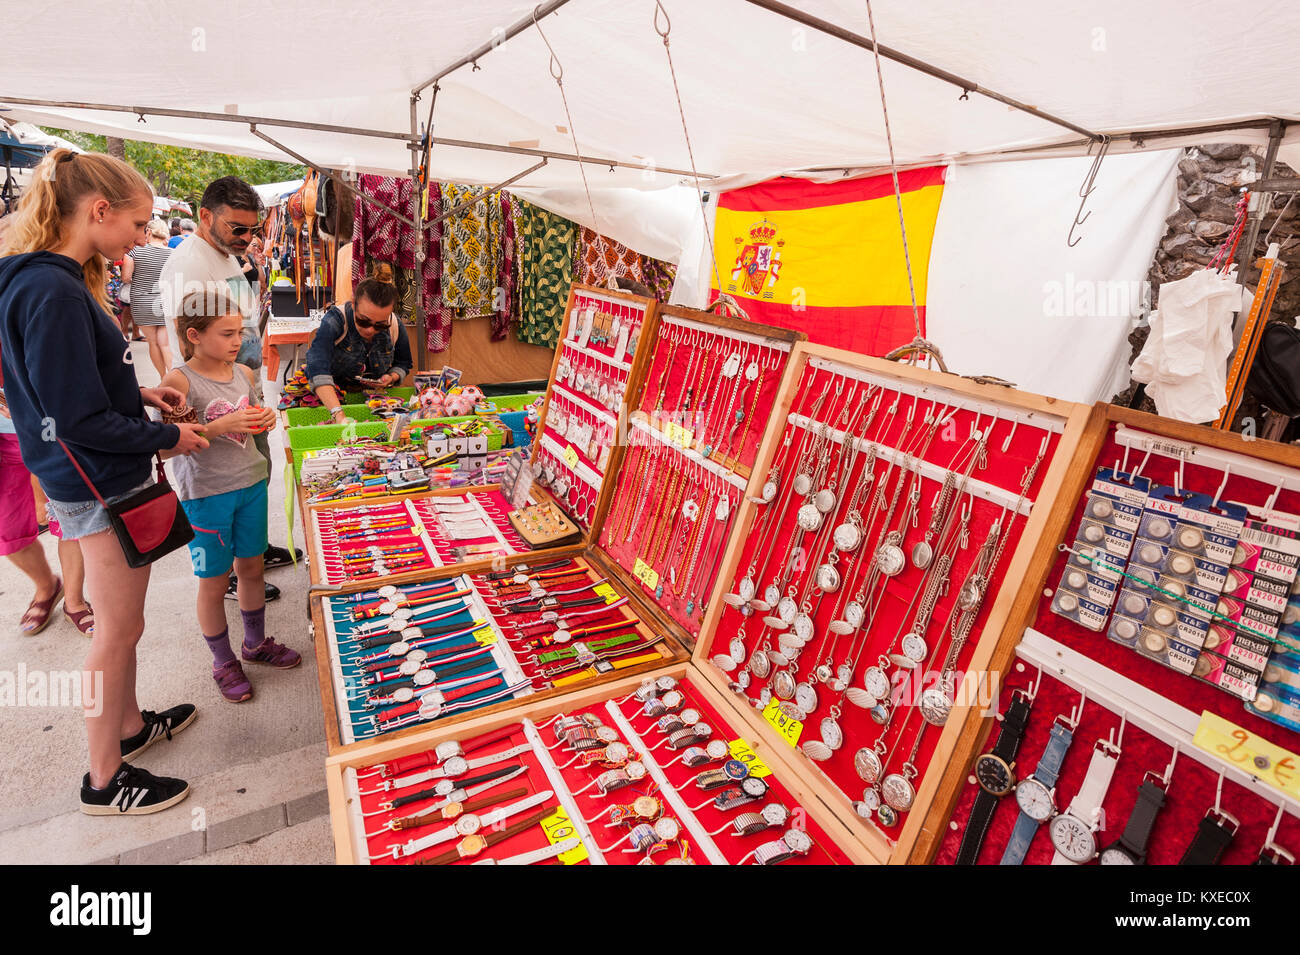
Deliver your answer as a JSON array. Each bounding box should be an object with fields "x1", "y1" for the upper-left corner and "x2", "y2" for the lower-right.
[
  {"x1": 353, "y1": 313, "x2": 385, "y2": 330},
  {"x1": 221, "y1": 217, "x2": 263, "y2": 238}
]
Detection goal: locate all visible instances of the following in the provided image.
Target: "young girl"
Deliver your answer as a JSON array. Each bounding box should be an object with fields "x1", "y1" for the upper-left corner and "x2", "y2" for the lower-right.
[
  {"x1": 0, "y1": 148, "x2": 209, "y2": 816},
  {"x1": 162, "y1": 287, "x2": 300, "y2": 702}
]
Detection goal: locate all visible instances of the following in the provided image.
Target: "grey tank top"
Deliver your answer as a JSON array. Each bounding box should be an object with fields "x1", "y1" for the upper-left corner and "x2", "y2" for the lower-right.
[{"x1": 170, "y1": 364, "x2": 268, "y2": 501}]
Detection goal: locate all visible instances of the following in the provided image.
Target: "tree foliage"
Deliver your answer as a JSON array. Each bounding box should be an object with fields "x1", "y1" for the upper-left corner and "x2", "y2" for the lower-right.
[{"x1": 42, "y1": 128, "x2": 303, "y2": 206}]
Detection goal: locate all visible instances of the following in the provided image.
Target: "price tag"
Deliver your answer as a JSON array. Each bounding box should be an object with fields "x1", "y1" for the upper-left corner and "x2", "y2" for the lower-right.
[
  {"x1": 539, "y1": 808, "x2": 589, "y2": 865},
  {"x1": 728, "y1": 738, "x2": 772, "y2": 778},
  {"x1": 593, "y1": 582, "x2": 619, "y2": 604},
  {"x1": 1193, "y1": 711, "x2": 1299, "y2": 798},
  {"x1": 663, "y1": 422, "x2": 693, "y2": 449},
  {"x1": 761, "y1": 698, "x2": 803, "y2": 747},
  {"x1": 563, "y1": 444, "x2": 580, "y2": 470},
  {"x1": 633, "y1": 558, "x2": 660, "y2": 592},
  {"x1": 473, "y1": 626, "x2": 497, "y2": 646}
]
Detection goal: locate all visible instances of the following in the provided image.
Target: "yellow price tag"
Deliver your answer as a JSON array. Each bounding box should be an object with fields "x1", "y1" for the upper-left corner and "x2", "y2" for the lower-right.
[
  {"x1": 563, "y1": 444, "x2": 580, "y2": 470},
  {"x1": 632, "y1": 558, "x2": 659, "y2": 590},
  {"x1": 761, "y1": 698, "x2": 803, "y2": 747},
  {"x1": 539, "y1": 808, "x2": 589, "y2": 865},
  {"x1": 1193, "y1": 711, "x2": 1300, "y2": 798},
  {"x1": 593, "y1": 582, "x2": 619, "y2": 604},
  {"x1": 665, "y1": 422, "x2": 694, "y2": 449},
  {"x1": 472, "y1": 626, "x2": 496, "y2": 646},
  {"x1": 728, "y1": 739, "x2": 772, "y2": 778}
]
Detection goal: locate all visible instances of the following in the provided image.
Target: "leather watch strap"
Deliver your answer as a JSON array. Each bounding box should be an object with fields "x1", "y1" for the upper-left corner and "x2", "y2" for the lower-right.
[
  {"x1": 389, "y1": 786, "x2": 528, "y2": 830},
  {"x1": 956, "y1": 695, "x2": 1033, "y2": 865},
  {"x1": 389, "y1": 764, "x2": 524, "y2": 809},
  {"x1": 999, "y1": 720, "x2": 1074, "y2": 866},
  {"x1": 1050, "y1": 742, "x2": 1120, "y2": 865},
  {"x1": 1179, "y1": 813, "x2": 1236, "y2": 865},
  {"x1": 1109, "y1": 780, "x2": 1166, "y2": 864},
  {"x1": 415, "y1": 807, "x2": 551, "y2": 865}
]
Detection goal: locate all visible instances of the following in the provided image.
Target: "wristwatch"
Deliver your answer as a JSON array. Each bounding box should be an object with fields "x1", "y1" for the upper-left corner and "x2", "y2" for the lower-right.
[
  {"x1": 1048, "y1": 737, "x2": 1121, "y2": 864},
  {"x1": 999, "y1": 716, "x2": 1076, "y2": 865},
  {"x1": 472, "y1": 835, "x2": 583, "y2": 866},
  {"x1": 415, "y1": 807, "x2": 554, "y2": 865},
  {"x1": 1178, "y1": 808, "x2": 1238, "y2": 865},
  {"x1": 956, "y1": 690, "x2": 1033, "y2": 865},
  {"x1": 388, "y1": 790, "x2": 554, "y2": 860},
  {"x1": 1099, "y1": 777, "x2": 1167, "y2": 865}
]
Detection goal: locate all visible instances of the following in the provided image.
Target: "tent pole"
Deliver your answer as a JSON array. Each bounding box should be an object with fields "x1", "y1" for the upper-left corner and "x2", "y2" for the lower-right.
[
  {"x1": 424, "y1": 159, "x2": 548, "y2": 230},
  {"x1": 0, "y1": 95, "x2": 714, "y2": 179},
  {"x1": 411, "y1": 0, "x2": 573, "y2": 93},
  {"x1": 248, "y1": 126, "x2": 416, "y2": 228},
  {"x1": 741, "y1": 0, "x2": 1101, "y2": 141},
  {"x1": 1234, "y1": 119, "x2": 1286, "y2": 317},
  {"x1": 410, "y1": 93, "x2": 427, "y2": 374}
]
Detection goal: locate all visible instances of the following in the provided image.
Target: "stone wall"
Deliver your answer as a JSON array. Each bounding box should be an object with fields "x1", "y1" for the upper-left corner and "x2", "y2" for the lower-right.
[{"x1": 1114, "y1": 143, "x2": 1299, "y2": 421}]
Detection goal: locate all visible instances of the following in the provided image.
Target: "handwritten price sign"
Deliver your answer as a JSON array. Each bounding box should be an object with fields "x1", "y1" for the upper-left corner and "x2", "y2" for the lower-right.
[
  {"x1": 761, "y1": 698, "x2": 803, "y2": 747},
  {"x1": 728, "y1": 738, "x2": 773, "y2": 778},
  {"x1": 1193, "y1": 711, "x2": 1299, "y2": 798},
  {"x1": 539, "y1": 808, "x2": 589, "y2": 865}
]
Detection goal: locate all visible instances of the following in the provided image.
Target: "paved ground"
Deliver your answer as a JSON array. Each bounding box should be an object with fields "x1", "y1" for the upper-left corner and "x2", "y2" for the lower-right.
[{"x1": 0, "y1": 342, "x2": 333, "y2": 864}]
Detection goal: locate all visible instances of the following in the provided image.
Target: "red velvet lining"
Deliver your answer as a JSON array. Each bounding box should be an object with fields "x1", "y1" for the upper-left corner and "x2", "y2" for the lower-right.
[
  {"x1": 353, "y1": 672, "x2": 853, "y2": 866},
  {"x1": 935, "y1": 422, "x2": 1300, "y2": 865},
  {"x1": 696, "y1": 361, "x2": 1064, "y2": 844},
  {"x1": 602, "y1": 323, "x2": 794, "y2": 636}
]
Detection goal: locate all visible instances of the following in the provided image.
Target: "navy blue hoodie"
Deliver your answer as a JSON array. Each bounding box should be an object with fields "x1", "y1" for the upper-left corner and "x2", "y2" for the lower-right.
[{"x1": 0, "y1": 252, "x2": 179, "y2": 501}]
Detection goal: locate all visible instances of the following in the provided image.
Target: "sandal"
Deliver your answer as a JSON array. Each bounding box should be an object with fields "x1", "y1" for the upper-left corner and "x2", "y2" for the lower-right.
[
  {"x1": 20, "y1": 578, "x2": 64, "y2": 635},
  {"x1": 213, "y1": 660, "x2": 252, "y2": 703},
  {"x1": 241, "y1": 637, "x2": 302, "y2": 669},
  {"x1": 64, "y1": 603, "x2": 95, "y2": 637}
]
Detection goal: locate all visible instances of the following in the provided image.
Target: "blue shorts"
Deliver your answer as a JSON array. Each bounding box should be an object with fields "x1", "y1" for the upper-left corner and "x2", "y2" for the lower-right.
[
  {"x1": 45, "y1": 478, "x2": 155, "y2": 541},
  {"x1": 180, "y1": 482, "x2": 269, "y2": 577}
]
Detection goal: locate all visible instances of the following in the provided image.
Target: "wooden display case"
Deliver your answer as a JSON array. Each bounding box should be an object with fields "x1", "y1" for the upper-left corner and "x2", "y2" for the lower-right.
[{"x1": 690, "y1": 342, "x2": 1093, "y2": 864}]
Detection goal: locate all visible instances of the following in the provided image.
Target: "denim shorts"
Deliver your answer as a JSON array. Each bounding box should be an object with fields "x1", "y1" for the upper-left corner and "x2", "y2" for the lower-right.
[{"x1": 45, "y1": 478, "x2": 155, "y2": 541}]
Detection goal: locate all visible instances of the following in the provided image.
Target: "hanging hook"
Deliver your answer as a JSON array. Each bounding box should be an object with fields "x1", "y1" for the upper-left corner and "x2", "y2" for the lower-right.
[
  {"x1": 1001, "y1": 419, "x2": 1019, "y2": 454},
  {"x1": 1067, "y1": 135, "x2": 1111, "y2": 247},
  {"x1": 1212, "y1": 466, "x2": 1231, "y2": 510},
  {"x1": 1265, "y1": 480, "x2": 1284, "y2": 514},
  {"x1": 1107, "y1": 710, "x2": 1127, "y2": 753},
  {"x1": 1064, "y1": 687, "x2": 1087, "y2": 730},
  {"x1": 1174, "y1": 451, "x2": 1186, "y2": 497}
]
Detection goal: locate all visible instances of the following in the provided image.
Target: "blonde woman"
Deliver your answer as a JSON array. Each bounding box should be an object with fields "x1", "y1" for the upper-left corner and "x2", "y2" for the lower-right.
[
  {"x1": 121, "y1": 218, "x2": 175, "y2": 378},
  {"x1": 0, "y1": 149, "x2": 209, "y2": 815}
]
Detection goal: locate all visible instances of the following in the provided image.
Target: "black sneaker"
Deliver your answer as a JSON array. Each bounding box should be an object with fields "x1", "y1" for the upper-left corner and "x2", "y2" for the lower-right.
[
  {"x1": 263, "y1": 544, "x2": 302, "y2": 569},
  {"x1": 80, "y1": 763, "x2": 190, "y2": 816},
  {"x1": 224, "y1": 577, "x2": 281, "y2": 602},
  {"x1": 121, "y1": 704, "x2": 198, "y2": 761}
]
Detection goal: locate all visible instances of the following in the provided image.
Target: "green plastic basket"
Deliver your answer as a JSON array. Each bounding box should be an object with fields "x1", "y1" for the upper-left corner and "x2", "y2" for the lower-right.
[{"x1": 284, "y1": 404, "x2": 381, "y2": 427}]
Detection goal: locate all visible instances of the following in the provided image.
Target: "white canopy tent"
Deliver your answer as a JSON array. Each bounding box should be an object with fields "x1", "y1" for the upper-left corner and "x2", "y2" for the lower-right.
[{"x1": 3, "y1": 0, "x2": 1298, "y2": 259}]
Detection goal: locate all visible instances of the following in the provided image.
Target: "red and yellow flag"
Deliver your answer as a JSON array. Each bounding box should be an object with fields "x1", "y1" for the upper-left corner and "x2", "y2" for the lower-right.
[{"x1": 709, "y1": 168, "x2": 945, "y2": 355}]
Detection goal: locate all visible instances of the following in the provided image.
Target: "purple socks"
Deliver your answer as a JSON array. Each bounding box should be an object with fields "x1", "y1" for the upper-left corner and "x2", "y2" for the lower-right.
[
  {"x1": 204, "y1": 629, "x2": 236, "y2": 668},
  {"x1": 241, "y1": 607, "x2": 266, "y2": 652}
]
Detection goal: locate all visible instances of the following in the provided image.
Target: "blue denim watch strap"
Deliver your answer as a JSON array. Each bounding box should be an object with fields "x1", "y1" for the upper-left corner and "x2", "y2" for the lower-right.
[{"x1": 999, "y1": 722, "x2": 1074, "y2": 865}]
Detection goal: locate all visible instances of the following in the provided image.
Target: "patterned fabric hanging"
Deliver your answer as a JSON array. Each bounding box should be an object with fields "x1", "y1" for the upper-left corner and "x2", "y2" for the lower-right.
[
  {"x1": 440, "y1": 183, "x2": 500, "y2": 317},
  {"x1": 641, "y1": 256, "x2": 678, "y2": 303},
  {"x1": 494, "y1": 192, "x2": 517, "y2": 342},
  {"x1": 577, "y1": 227, "x2": 646, "y2": 289},
  {"x1": 422, "y1": 184, "x2": 452, "y2": 354},
  {"x1": 514, "y1": 198, "x2": 577, "y2": 349}
]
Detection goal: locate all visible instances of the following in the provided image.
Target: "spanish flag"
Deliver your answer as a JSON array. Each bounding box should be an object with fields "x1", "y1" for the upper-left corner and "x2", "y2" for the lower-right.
[{"x1": 709, "y1": 168, "x2": 945, "y2": 355}]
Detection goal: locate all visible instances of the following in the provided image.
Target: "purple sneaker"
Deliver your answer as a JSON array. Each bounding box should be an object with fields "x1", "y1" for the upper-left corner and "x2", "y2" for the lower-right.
[
  {"x1": 241, "y1": 637, "x2": 302, "y2": 670},
  {"x1": 213, "y1": 660, "x2": 252, "y2": 703}
]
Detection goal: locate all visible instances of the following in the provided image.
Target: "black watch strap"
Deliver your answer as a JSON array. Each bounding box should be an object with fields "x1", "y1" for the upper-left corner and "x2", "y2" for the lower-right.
[
  {"x1": 1179, "y1": 813, "x2": 1236, "y2": 865},
  {"x1": 1112, "y1": 779, "x2": 1166, "y2": 863},
  {"x1": 955, "y1": 694, "x2": 1032, "y2": 865}
]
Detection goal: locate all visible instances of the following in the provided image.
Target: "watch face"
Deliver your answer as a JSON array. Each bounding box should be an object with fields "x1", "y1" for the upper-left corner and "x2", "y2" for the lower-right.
[
  {"x1": 859, "y1": 787, "x2": 881, "y2": 811},
  {"x1": 793, "y1": 613, "x2": 816, "y2": 642},
  {"x1": 661, "y1": 690, "x2": 683, "y2": 712},
  {"x1": 435, "y1": 741, "x2": 463, "y2": 762},
  {"x1": 1015, "y1": 778, "x2": 1055, "y2": 822},
  {"x1": 776, "y1": 596, "x2": 799, "y2": 625},
  {"x1": 552, "y1": 629, "x2": 572, "y2": 645},
  {"x1": 604, "y1": 742, "x2": 630, "y2": 763},
  {"x1": 783, "y1": 828, "x2": 813, "y2": 855},
  {"x1": 1099, "y1": 846, "x2": 1136, "y2": 866},
  {"x1": 596, "y1": 726, "x2": 620, "y2": 743},
  {"x1": 435, "y1": 779, "x2": 456, "y2": 797},
  {"x1": 864, "y1": 666, "x2": 890, "y2": 700},
  {"x1": 626, "y1": 761, "x2": 647, "y2": 780},
  {"x1": 844, "y1": 601, "x2": 866, "y2": 630},
  {"x1": 401, "y1": 627, "x2": 423, "y2": 641},
  {"x1": 398, "y1": 659, "x2": 421, "y2": 676},
  {"x1": 742, "y1": 777, "x2": 769, "y2": 798},
  {"x1": 378, "y1": 585, "x2": 399, "y2": 598},
  {"x1": 794, "y1": 682, "x2": 818, "y2": 713},
  {"x1": 412, "y1": 670, "x2": 435, "y2": 687},
  {"x1": 974, "y1": 754, "x2": 1015, "y2": 795},
  {"x1": 633, "y1": 796, "x2": 661, "y2": 819},
  {"x1": 729, "y1": 636, "x2": 747, "y2": 661},
  {"x1": 387, "y1": 641, "x2": 411, "y2": 657},
  {"x1": 454, "y1": 813, "x2": 482, "y2": 836},
  {"x1": 392, "y1": 687, "x2": 415, "y2": 703},
  {"x1": 706, "y1": 739, "x2": 730, "y2": 761},
  {"x1": 656, "y1": 676, "x2": 678, "y2": 692},
  {"x1": 762, "y1": 479, "x2": 779, "y2": 502},
  {"x1": 748, "y1": 647, "x2": 771, "y2": 678},
  {"x1": 723, "y1": 759, "x2": 750, "y2": 781},
  {"x1": 654, "y1": 817, "x2": 681, "y2": 842},
  {"x1": 772, "y1": 670, "x2": 796, "y2": 700},
  {"x1": 901, "y1": 633, "x2": 927, "y2": 663},
  {"x1": 680, "y1": 708, "x2": 701, "y2": 727},
  {"x1": 919, "y1": 688, "x2": 952, "y2": 726},
  {"x1": 443, "y1": 755, "x2": 469, "y2": 778},
  {"x1": 820, "y1": 717, "x2": 844, "y2": 750},
  {"x1": 694, "y1": 723, "x2": 713, "y2": 740},
  {"x1": 738, "y1": 576, "x2": 757, "y2": 602},
  {"x1": 761, "y1": 803, "x2": 789, "y2": 827},
  {"x1": 457, "y1": 834, "x2": 488, "y2": 857},
  {"x1": 1049, "y1": 813, "x2": 1097, "y2": 863},
  {"x1": 387, "y1": 619, "x2": 406, "y2": 633}
]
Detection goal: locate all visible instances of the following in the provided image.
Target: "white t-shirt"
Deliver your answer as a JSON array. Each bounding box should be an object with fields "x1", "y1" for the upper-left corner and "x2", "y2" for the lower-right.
[{"x1": 158, "y1": 234, "x2": 257, "y2": 368}]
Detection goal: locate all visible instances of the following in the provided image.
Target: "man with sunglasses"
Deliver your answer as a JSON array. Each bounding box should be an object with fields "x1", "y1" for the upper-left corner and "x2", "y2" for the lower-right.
[
  {"x1": 304, "y1": 278, "x2": 412, "y2": 423},
  {"x1": 159, "y1": 177, "x2": 300, "y2": 597}
]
